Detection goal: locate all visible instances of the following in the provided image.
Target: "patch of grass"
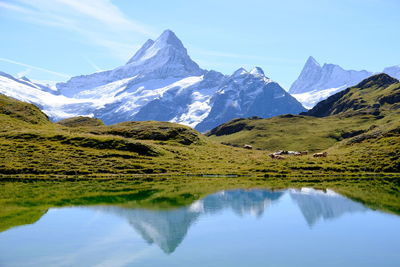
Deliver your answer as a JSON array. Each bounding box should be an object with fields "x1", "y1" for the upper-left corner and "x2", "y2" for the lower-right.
[
  {"x1": 89, "y1": 121, "x2": 204, "y2": 145},
  {"x1": 0, "y1": 94, "x2": 49, "y2": 125},
  {"x1": 57, "y1": 116, "x2": 104, "y2": 127}
]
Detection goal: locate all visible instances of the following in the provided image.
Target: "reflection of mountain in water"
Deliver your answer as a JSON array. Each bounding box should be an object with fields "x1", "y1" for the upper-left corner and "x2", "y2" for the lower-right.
[
  {"x1": 200, "y1": 189, "x2": 283, "y2": 217},
  {"x1": 95, "y1": 190, "x2": 283, "y2": 253},
  {"x1": 289, "y1": 188, "x2": 367, "y2": 226},
  {"x1": 94, "y1": 188, "x2": 368, "y2": 253}
]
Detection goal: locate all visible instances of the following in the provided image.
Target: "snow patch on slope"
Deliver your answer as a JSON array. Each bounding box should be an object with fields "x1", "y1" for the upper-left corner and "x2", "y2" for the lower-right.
[
  {"x1": 292, "y1": 86, "x2": 347, "y2": 109},
  {"x1": 0, "y1": 74, "x2": 93, "y2": 120},
  {"x1": 171, "y1": 85, "x2": 218, "y2": 127}
]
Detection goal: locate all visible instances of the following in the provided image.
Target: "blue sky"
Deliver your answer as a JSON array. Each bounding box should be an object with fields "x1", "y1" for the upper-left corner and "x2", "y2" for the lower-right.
[{"x1": 0, "y1": 0, "x2": 399, "y2": 89}]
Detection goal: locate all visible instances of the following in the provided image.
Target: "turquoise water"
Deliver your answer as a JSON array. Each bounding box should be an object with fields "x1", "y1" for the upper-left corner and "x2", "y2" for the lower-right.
[{"x1": 0, "y1": 188, "x2": 399, "y2": 266}]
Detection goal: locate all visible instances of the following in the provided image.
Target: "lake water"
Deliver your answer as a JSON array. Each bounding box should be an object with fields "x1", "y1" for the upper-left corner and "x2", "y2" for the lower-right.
[{"x1": 0, "y1": 188, "x2": 399, "y2": 266}]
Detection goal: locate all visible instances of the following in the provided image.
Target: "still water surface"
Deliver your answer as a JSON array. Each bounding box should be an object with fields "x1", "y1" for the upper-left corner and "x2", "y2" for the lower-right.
[{"x1": 0, "y1": 188, "x2": 399, "y2": 266}]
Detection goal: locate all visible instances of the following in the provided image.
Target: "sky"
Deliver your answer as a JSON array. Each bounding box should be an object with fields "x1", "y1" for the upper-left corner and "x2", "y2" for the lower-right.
[{"x1": 0, "y1": 0, "x2": 399, "y2": 89}]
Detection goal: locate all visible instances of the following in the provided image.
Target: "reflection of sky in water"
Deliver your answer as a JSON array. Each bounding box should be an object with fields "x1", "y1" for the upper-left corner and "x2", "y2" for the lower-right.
[{"x1": 0, "y1": 188, "x2": 399, "y2": 267}]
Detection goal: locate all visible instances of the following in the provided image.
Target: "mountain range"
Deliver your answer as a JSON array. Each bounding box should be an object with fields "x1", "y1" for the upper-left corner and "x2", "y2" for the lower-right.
[
  {"x1": 0, "y1": 30, "x2": 305, "y2": 132},
  {"x1": 290, "y1": 56, "x2": 400, "y2": 108},
  {"x1": 1, "y1": 29, "x2": 399, "y2": 130}
]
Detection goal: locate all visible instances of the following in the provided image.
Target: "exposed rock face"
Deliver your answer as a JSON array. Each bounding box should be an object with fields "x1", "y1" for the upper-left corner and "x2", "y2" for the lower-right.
[{"x1": 196, "y1": 67, "x2": 306, "y2": 132}]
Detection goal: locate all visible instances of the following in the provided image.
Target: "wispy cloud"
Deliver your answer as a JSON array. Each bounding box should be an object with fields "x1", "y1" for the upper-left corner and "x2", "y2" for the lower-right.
[
  {"x1": 0, "y1": 0, "x2": 157, "y2": 60},
  {"x1": 0, "y1": 57, "x2": 70, "y2": 78},
  {"x1": 0, "y1": 1, "x2": 32, "y2": 14},
  {"x1": 83, "y1": 56, "x2": 103, "y2": 72}
]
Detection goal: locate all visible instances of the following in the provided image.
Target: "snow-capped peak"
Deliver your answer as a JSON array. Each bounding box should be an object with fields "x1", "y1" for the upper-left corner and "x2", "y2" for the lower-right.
[
  {"x1": 57, "y1": 30, "x2": 203, "y2": 96},
  {"x1": 289, "y1": 56, "x2": 372, "y2": 95},
  {"x1": 290, "y1": 56, "x2": 375, "y2": 107},
  {"x1": 156, "y1": 29, "x2": 185, "y2": 50},
  {"x1": 249, "y1": 66, "x2": 265, "y2": 76},
  {"x1": 232, "y1": 68, "x2": 248, "y2": 77},
  {"x1": 126, "y1": 29, "x2": 188, "y2": 65}
]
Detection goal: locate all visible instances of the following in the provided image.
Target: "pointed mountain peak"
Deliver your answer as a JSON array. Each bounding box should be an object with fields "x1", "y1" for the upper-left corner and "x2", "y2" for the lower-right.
[
  {"x1": 156, "y1": 29, "x2": 184, "y2": 48},
  {"x1": 122, "y1": 29, "x2": 201, "y2": 77},
  {"x1": 305, "y1": 56, "x2": 320, "y2": 67},
  {"x1": 126, "y1": 29, "x2": 192, "y2": 65},
  {"x1": 232, "y1": 67, "x2": 248, "y2": 77},
  {"x1": 249, "y1": 66, "x2": 265, "y2": 76}
]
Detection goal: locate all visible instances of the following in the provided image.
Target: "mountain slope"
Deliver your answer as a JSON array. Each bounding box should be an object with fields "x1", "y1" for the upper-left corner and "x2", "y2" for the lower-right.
[
  {"x1": 0, "y1": 94, "x2": 50, "y2": 125},
  {"x1": 0, "y1": 72, "x2": 95, "y2": 120},
  {"x1": 207, "y1": 114, "x2": 375, "y2": 152}
]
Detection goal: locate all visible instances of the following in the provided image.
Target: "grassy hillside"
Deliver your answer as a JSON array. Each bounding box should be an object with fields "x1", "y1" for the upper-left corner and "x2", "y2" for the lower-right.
[
  {"x1": 0, "y1": 94, "x2": 269, "y2": 176},
  {"x1": 57, "y1": 116, "x2": 105, "y2": 127},
  {"x1": 207, "y1": 114, "x2": 376, "y2": 152},
  {"x1": 0, "y1": 94, "x2": 50, "y2": 125}
]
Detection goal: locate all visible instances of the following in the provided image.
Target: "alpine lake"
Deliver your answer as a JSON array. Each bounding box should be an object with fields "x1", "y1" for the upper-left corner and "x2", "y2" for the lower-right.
[{"x1": 0, "y1": 175, "x2": 399, "y2": 267}]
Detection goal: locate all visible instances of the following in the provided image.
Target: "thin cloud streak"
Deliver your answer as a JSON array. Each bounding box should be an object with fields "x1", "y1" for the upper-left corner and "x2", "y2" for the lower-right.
[
  {"x1": 83, "y1": 56, "x2": 103, "y2": 72},
  {"x1": 0, "y1": 58, "x2": 71, "y2": 78},
  {"x1": 0, "y1": 0, "x2": 157, "y2": 60},
  {"x1": 0, "y1": 1, "x2": 33, "y2": 14}
]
